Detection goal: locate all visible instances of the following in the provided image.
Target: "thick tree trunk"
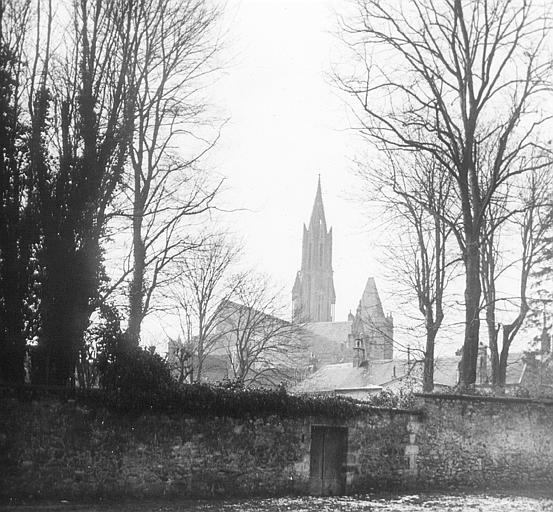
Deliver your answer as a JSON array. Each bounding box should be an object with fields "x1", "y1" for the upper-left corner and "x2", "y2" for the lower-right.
[
  {"x1": 127, "y1": 228, "x2": 145, "y2": 348},
  {"x1": 498, "y1": 313, "x2": 527, "y2": 387},
  {"x1": 195, "y1": 338, "x2": 204, "y2": 383},
  {"x1": 459, "y1": 239, "x2": 481, "y2": 388},
  {"x1": 487, "y1": 317, "x2": 500, "y2": 387},
  {"x1": 0, "y1": 238, "x2": 27, "y2": 384},
  {"x1": 423, "y1": 328, "x2": 436, "y2": 392},
  {"x1": 34, "y1": 241, "x2": 97, "y2": 386}
]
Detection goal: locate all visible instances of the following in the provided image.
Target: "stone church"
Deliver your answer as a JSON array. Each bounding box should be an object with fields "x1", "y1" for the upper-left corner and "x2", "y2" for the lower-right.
[{"x1": 292, "y1": 178, "x2": 394, "y2": 369}]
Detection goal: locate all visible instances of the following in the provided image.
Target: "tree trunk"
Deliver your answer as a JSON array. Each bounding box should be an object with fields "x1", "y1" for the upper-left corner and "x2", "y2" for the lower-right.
[
  {"x1": 127, "y1": 226, "x2": 145, "y2": 347},
  {"x1": 459, "y1": 239, "x2": 481, "y2": 388},
  {"x1": 488, "y1": 318, "x2": 500, "y2": 387},
  {"x1": 0, "y1": 232, "x2": 27, "y2": 384},
  {"x1": 423, "y1": 328, "x2": 436, "y2": 392},
  {"x1": 497, "y1": 326, "x2": 512, "y2": 387}
]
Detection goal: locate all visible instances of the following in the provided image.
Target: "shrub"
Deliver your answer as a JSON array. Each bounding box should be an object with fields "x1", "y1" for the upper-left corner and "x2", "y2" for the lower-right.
[
  {"x1": 364, "y1": 388, "x2": 416, "y2": 409},
  {"x1": 97, "y1": 345, "x2": 175, "y2": 409}
]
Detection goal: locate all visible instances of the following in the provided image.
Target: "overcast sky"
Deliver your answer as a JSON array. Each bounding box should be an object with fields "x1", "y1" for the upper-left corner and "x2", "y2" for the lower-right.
[
  {"x1": 144, "y1": 0, "x2": 536, "y2": 357},
  {"x1": 209, "y1": 0, "x2": 389, "y2": 319}
]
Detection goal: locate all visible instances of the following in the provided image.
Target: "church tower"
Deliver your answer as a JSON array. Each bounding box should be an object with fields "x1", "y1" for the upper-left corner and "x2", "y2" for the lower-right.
[
  {"x1": 349, "y1": 277, "x2": 394, "y2": 360},
  {"x1": 292, "y1": 177, "x2": 336, "y2": 322}
]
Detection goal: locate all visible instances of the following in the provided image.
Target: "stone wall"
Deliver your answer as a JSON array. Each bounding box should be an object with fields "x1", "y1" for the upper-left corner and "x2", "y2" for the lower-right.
[
  {"x1": 0, "y1": 398, "x2": 311, "y2": 500},
  {"x1": 415, "y1": 394, "x2": 553, "y2": 489},
  {"x1": 2, "y1": 394, "x2": 553, "y2": 501},
  {"x1": 346, "y1": 409, "x2": 418, "y2": 492}
]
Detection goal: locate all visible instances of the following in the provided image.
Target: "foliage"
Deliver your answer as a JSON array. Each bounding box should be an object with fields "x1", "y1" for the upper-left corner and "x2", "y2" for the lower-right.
[
  {"x1": 3, "y1": 378, "x2": 419, "y2": 418},
  {"x1": 88, "y1": 383, "x2": 412, "y2": 418},
  {"x1": 95, "y1": 308, "x2": 175, "y2": 408},
  {"x1": 98, "y1": 345, "x2": 175, "y2": 409},
  {"x1": 0, "y1": 6, "x2": 36, "y2": 385},
  {"x1": 364, "y1": 389, "x2": 416, "y2": 409}
]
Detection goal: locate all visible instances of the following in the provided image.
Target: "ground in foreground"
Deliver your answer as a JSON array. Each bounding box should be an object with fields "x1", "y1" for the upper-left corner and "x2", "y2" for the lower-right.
[{"x1": 4, "y1": 492, "x2": 553, "y2": 512}]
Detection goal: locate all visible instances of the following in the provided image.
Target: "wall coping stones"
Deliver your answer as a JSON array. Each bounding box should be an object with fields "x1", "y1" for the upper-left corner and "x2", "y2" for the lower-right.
[{"x1": 415, "y1": 392, "x2": 553, "y2": 406}]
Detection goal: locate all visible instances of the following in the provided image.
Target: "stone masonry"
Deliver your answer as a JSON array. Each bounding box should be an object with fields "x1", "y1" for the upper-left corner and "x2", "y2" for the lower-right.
[{"x1": 2, "y1": 394, "x2": 553, "y2": 501}]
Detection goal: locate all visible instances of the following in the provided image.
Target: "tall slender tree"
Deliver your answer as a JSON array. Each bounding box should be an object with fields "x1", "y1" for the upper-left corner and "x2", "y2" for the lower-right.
[
  {"x1": 481, "y1": 169, "x2": 552, "y2": 387},
  {"x1": 366, "y1": 149, "x2": 455, "y2": 391},
  {"x1": 121, "y1": 0, "x2": 221, "y2": 347},
  {"x1": 340, "y1": 0, "x2": 553, "y2": 386}
]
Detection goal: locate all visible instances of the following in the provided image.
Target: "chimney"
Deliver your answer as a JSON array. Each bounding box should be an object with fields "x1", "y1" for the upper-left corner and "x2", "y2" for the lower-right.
[
  {"x1": 353, "y1": 338, "x2": 366, "y2": 368},
  {"x1": 477, "y1": 343, "x2": 488, "y2": 384}
]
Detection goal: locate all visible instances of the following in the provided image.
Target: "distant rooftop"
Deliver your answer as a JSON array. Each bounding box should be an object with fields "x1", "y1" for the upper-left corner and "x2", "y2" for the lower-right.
[{"x1": 292, "y1": 352, "x2": 527, "y2": 394}]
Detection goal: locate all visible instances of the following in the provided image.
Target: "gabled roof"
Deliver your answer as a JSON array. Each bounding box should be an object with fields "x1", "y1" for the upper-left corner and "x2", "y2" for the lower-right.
[
  {"x1": 217, "y1": 299, "x2": 289, "y2": 326},
  {"x1": 292, "y1": 362, "x2": 381, "y2": 393},
  {"x1": 301, "y1": 321, "x2": 352, "y2": 366},
  {"x1": 304, "y1": 321, "x2": 352, "y2": 343}
]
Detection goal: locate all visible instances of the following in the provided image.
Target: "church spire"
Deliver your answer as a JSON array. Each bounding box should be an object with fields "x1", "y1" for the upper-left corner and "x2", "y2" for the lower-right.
[
  {"x1": 360, "y1": 277, "x2": 385, "y2": 318},
  {"x1": 292, "y1": 176, "x2": 336, "y2": 323},
  {"x1": 309, "y1": 174, "x2": 327, "y2": 231}
]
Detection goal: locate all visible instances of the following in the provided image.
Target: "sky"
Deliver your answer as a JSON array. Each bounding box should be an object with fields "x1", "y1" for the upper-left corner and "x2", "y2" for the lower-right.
[
  {"x1": 209, "y1": 0, "x2": 386, "y2": 320},
  {"x1": 144, "y1": 0, "x2": 540, "y2": 357}
]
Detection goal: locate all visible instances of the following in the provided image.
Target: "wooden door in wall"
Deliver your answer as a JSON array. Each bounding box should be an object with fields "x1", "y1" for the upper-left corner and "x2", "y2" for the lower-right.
[{"x1": 309, "y1": 426, "x2": 347, "y2": 495}]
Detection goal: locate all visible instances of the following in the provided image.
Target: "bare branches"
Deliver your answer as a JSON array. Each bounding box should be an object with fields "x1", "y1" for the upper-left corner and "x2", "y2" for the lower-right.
[
  {"x1": 363, "y1": 145, "x2": 457, "y2": 391},
  {"x1": 168, "y1": 235, "x2": 241, "y2": 383},
  {"x1": 120, "y1": 0, "x2": 222, "y2": 346},
  {"x1": 339, "y1": 0, "x2": 553, "y2": 386},
  {"x1": 217, "y1": 275, "x2": 306, "y2": 388}
]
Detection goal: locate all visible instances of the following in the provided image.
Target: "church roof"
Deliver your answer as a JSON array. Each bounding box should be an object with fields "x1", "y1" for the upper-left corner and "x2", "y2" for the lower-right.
[
  {"x1": 304, "y1": 321, "x2": 352, "y2": 343},
  {"x1": 301, "y1": 321, "x2": 352, "y2": 366},
  {"x1": 359, "y1": 277, "x2": 385, "y2": 318}
]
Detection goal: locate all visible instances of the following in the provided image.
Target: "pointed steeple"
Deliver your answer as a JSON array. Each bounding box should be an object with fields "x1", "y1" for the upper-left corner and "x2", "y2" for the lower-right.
[
  {"x1": 309, "y1": 174, "x2": 327, "y2": 231},
  {"x1": 292, "y1": 176, "x2": 335, "y2": 323},
  {"x1": 359, "y1": 277, "x2": 384, "y2": 318},
  {"x1": 353, "y1": 277, "x2": 394, "y2": 360}
]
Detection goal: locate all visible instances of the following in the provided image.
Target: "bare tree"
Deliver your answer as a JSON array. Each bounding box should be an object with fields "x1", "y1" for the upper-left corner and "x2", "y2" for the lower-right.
[
  {"x1": 166, "y1": 336, "x2": 194, "y2": 384},
  {"x1": 481, "y1": 169, "x2": 552, "y2": 388},
  {"x1": 217, "y1": 275, "x2": 305, "y2": 388},
  {"x1": 368, "y1": 150, "x2": 455, "y2": 391},
  {"x1": 168, "y1": 237, "x2": 241, "y2": 383},
  {"x1": 339, "y1": 0, "x2": 553, "y2": 386},
  {"x1": 119, "y1": 0, "x2": 222, "y2": 347}
]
